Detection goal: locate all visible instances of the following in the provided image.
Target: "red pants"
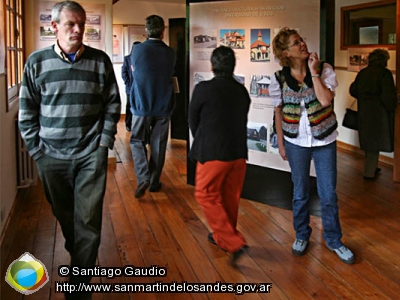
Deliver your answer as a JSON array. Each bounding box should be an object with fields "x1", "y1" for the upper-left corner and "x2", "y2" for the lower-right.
[{"x1": 195, "y1": 159, "x2": 247, "y2": 252}]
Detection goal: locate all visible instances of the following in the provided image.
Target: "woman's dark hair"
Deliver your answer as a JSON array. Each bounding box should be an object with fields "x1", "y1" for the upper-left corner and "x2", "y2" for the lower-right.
[
  {"x1": 368, "y1": 49, "x2": 390, "y2": 67},
  {"x1": 145, "y1": 15, "x2": 165, "y2": 38},
  {"x1": 211, "y1": 46, "x2": 236, "y2": 77}
]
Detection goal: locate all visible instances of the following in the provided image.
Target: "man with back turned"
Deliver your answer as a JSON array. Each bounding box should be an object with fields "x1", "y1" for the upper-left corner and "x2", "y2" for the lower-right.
[{"x1": 129, "y1": 14, "x2": 176, "y2": 198}]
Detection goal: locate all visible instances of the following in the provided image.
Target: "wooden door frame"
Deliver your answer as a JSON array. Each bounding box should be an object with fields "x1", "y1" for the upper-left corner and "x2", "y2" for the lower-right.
[{"x1": 394, "y1": 0, "x2": 400, "y2": 182}]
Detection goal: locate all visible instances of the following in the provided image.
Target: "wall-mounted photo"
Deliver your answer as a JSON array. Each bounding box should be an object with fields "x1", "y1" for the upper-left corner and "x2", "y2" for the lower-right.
[
  {"x1": 247, "y1": 122, "x2": 268, "y2": 153},
  {"x1": 249, "y1": 75, "x2": 271, "y2": 97},
  {"x1": 250, "y1": 29, "x2": 270, "y2": 62},
  {"x1": 86, "y1": 27, "x2": 101, "y2": 41},
  {"x1": 220, "y1": 29, "x2": 245, "y2": 49},
  {"x1": 347, "y1": 47, "x2": 380, "y2": 72},
  {"x1": 39, "y1": 13, "x2": 51, "y2": 22},
  {"x1": 193, "y1": 71, "x2": 214, "y2": 87},
  {"x1": 39, "y1": 26, "x2": 56, "y2": 40},
  {"x1": 86, "y1": 14, "x2": 101, "y2": 25},
  {"x1": 193, "y1": 29, "x2": 217, "y2": 49}
]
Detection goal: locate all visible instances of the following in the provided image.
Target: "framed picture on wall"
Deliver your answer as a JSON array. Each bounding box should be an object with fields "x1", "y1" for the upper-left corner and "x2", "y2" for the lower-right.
[
  {"x1": 127, "y1": 25, "x2": 147, "y2": 55},
  {"x1": 347, "y1": 47, "x2": 386, "y2": 72},
  {"x1": 112, "y1": 25, "x2": 124, "y2": 63}
]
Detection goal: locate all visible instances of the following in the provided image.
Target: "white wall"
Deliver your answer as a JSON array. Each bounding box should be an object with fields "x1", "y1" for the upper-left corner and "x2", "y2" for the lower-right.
[
  {"x1": 334, "y1": 0, "x2": 396, "y2": 158},
  {"x1": 112, "y1": 0, "x2": 186, "y2": 115}
]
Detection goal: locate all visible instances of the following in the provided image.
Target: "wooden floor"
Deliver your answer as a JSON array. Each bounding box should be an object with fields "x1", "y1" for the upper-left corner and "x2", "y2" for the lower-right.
[{"x1": 2, "y1": 119, "x2": 400, "y2": 299}]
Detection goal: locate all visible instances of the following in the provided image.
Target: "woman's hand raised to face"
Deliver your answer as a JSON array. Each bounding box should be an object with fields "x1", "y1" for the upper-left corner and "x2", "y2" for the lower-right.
[{"x1": 308, "y1": 52, "x2": 319, "y2": 75}]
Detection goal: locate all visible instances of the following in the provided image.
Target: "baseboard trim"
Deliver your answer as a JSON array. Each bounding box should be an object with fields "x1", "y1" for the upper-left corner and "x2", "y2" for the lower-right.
[{"x1": 337, "y1": 141, "x2": 394, "y2": 166}]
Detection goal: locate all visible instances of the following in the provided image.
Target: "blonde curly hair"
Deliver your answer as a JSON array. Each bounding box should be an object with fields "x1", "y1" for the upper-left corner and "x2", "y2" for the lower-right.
[{"x1": 272, "y1": 27, "x2": 299, "y2": 67}]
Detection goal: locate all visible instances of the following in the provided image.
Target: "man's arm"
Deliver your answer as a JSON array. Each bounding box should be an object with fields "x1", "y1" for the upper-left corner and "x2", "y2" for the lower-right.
[
  {"x1": 121, "y1": 56, "x2": 131, "y2": 87},
  {"x1": 100, "y1": 58, "x2": 121, "y2": 149},
  {"x1": 18, "y1": 62, "x2": 44, "y2": 160}
]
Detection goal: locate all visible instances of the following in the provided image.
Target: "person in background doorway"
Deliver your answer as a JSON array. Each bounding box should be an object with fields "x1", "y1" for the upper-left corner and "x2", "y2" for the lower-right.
[
  {"x1": 349, "y1": 49, "x2": 397, "y2": 180},
  {"x1": 129, "y1": 15, "x2": 176, "y2": 198},
  {"x1": 122, "y1": 41, "x2": 141, "y2": 131},
  {"x1": 18, "y1": 1, "x2": 121, "y2": 299},
  {"x1": 189, "y1": 46, "x2": 251, "y2": 266},
  {"x1": 270, "y1": 27, "x2": 354, "y2": 264}
]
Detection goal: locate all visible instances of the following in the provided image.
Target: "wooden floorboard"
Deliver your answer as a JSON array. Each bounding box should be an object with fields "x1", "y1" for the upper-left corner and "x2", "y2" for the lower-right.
[{"x1": 1, "y1": 119, "x2": 400, "y2": 299}]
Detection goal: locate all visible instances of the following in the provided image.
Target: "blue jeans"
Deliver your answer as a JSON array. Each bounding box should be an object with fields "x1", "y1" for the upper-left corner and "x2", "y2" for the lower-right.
[
  {"x1": 285, "y1": 140, "x2": 343, "y2": 249},
  {"x1": 36, "y1": 146, "x2": 108, "y2": 283}
]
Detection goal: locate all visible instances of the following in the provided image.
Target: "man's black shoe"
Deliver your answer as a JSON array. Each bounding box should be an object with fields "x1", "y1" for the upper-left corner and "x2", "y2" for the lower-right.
[
  {"x1": 231, "y1": 246, "x2": 247, "y2": 266},
  {"x1": 207, "y1": 233, "x2": 227, "y2": 251},
  {"x1": 135, "y1": 181, "x2": 149, "y2": 198},
  {"x1": 149, "y1": 182, "x2": 162, "y2": 192}
]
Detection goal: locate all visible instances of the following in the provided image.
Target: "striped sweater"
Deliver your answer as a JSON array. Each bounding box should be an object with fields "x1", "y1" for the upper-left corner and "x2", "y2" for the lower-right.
[
  {"x1": 275, "y1": 65, "x2": 337, "y2": 140},
  {"x1": 19, "y1": 45, "x2": 121, "y2": 160}
]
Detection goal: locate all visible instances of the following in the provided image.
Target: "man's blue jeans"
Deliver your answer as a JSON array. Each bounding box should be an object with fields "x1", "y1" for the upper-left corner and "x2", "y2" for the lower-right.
[
  {"x1": 285, "y1": 140, "x2": 343, "y2": 249},
  {"x1": 36, "y1": 146, "x2": 108, "y2": 283}
]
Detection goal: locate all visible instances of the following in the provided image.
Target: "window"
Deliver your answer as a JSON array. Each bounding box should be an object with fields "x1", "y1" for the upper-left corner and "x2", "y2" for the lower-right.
[
  {"x1": 5, "y1": 0, "x2": 24, "y2": 111},
  {"x1": 341, "y1": 0, "x2": 396, "y2": 50}
]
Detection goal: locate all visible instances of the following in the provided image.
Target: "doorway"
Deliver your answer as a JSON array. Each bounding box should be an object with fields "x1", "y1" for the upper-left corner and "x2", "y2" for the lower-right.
[{"x1": 169, "y1": 18, "x2": 188, "y2": 141}]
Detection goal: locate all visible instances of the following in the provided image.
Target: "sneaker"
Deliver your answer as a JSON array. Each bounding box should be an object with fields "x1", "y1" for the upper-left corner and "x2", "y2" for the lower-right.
[
  {"x1": 326, "y1": 244, "x2": 355, "y2": 264},
  {"x1": 292, "y1": 239, "x2": 308, "y2": 256}
]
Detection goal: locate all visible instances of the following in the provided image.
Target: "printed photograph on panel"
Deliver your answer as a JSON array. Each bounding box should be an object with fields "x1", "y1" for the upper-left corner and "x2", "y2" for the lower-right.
[
  {"x1": 250, "y1": 75, "x2": 271, "y2": 97},
  {"x1": 250, "y1": 29, "x2": 271, "y2": 62},
  {"x1": 85, "y1": 28, "x2": 101, "y2": 40},
  {"x1": 249, "y1": 75, "x2": 271, "y2": 97},
  {"x1": 247, "y1": 122, "x2": 268, "y2": 153},
  {"x1": 86, "y1": 15, "x2": 101, "y2": 25},
  {"x1": 193, "y1": 72, "x2": 214, "y2": 87},
  {"x1": 193, "y1": 29, "x2": 218, "y2": 48},
  {"x1": 220, "y1": 29, "x2": 245, "y2": 49},
  {"x1": 40, "y1": 13, "x2": 52, "y2": 22},
  {"x1": 40, "y1": 26, "x2": 56, "y2": 39}
]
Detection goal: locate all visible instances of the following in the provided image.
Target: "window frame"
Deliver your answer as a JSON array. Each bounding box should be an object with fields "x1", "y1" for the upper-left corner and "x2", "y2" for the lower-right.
[
  {"x1": 4, "y1": 0, "x2": 24, "y2": 112},
  {"x1": 341, "y1": 0, "x2": 396, "y2": 50}
]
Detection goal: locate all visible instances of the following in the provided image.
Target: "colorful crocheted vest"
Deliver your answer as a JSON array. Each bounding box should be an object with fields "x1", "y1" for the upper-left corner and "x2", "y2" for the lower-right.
[{"x1": 274, "y1": 62, "x2": 337, "y2": 140}]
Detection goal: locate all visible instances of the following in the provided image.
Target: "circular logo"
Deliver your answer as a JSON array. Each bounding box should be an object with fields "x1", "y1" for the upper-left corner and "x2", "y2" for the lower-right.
[{"x1": 5, "y1": 252, "x2": 49, "y2": 295}]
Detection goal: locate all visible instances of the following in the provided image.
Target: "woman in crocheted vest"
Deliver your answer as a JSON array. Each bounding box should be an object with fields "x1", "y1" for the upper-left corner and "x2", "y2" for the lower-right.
[{"x1": 269, "y1": 27, "x2": 354, "y2": 264}]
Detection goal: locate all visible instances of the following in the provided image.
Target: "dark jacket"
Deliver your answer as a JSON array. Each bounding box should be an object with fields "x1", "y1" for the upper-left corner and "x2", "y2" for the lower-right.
[
  {"x1": 189, "y1": 76, "x2": 251, "y2": 163},
  {"x1": 121, "y1": 54, "x2": 132, "y2": 94},
  {"x1": 130, "y1": 39, "x2": 176, "y2": 117},
  {"x1": 349, "y1": 65, "x2": 397, "y2": 152}
]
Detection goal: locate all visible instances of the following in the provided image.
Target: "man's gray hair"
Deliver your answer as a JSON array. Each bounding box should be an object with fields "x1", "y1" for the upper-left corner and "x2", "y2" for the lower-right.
[{"x1": 52, "y1": 1, "x2": 86, "y2": 23}]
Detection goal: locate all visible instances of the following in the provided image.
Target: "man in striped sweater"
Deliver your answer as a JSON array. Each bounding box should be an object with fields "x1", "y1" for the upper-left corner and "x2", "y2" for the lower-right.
[{"x1": 18, "y1": 1, "x2": 120, "y2": 297}]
